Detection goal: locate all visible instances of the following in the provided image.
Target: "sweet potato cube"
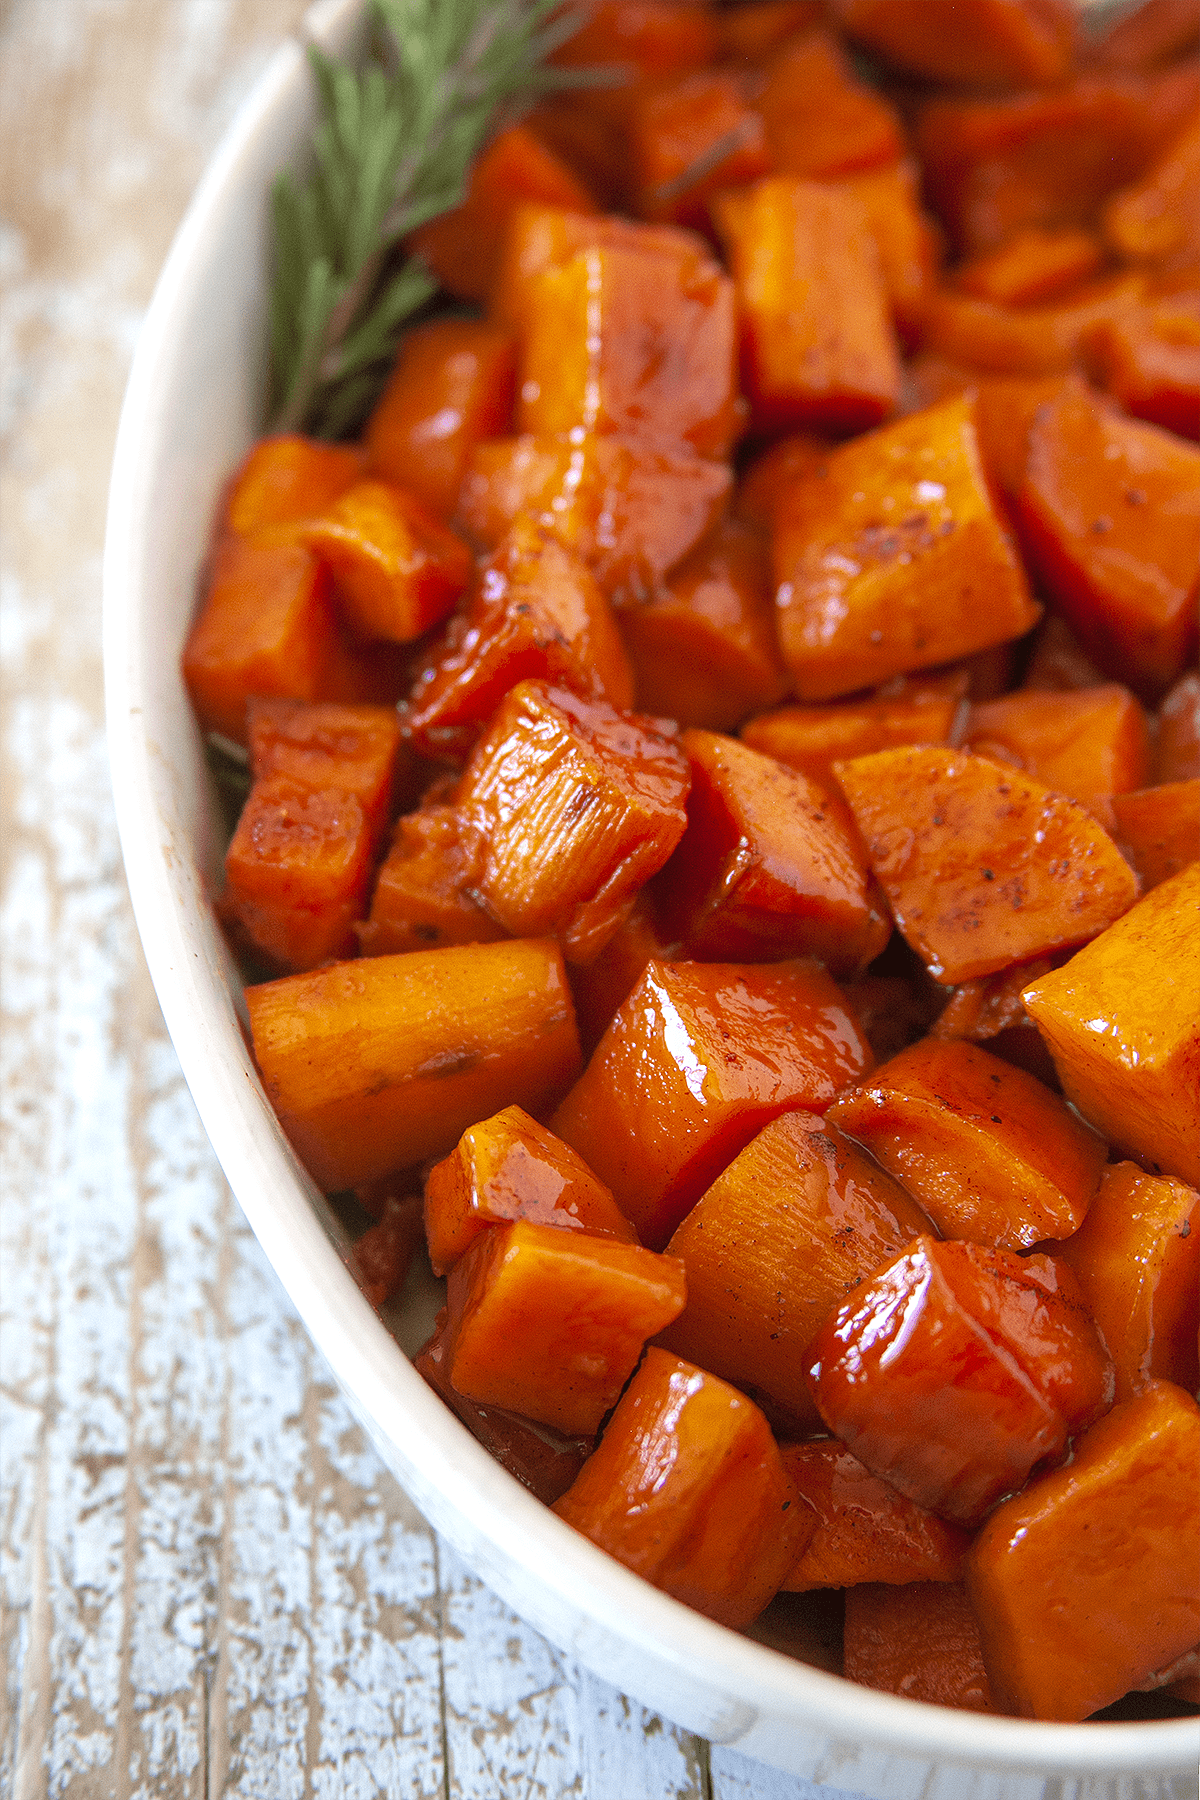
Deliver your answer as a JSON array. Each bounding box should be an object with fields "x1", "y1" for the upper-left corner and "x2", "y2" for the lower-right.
[
  {"x1": 832, "y1": 159, "x2": 939, "y2": 347},
  {"x1": 554, "y1": 1348, "x2": 802, "y2": 1628},
  {"x1": 828, "y1": 1037, "x2": 1108, "y2": 1249},
  {"x1": 658, "y1": 1113, "x2": 931, "y2": 1429},
  {"x1": 551, "y1": 958, "x2": 874, "y2": 1249},
  {"x1": 1021, "y1": 614, "x2": 1108, "y2": 693},
  {"x1": 734, "y1": 434, "x2": 830, "y2": 532},
  {"x1": 1156, "y1": 670, "x2": 1200, "y2": 782},
  {"x1": 1104, "y1": 113, "x2": 1200, "y2": 266},
  {"x1": 833, "y1": 745, "x2": 1139, "y2": 982},
  {"x1": 222, "y1": 434, "x2": 362, "y2": 537},
  {"x1": 781, "y1": 1440, "x2": 970, "y2": 1593},
  {"x1": 1018, "y1": 378, "x2": 1200, "y2": 695},
  {"x1": 962, "y1": 684, "x2": 1152, "y2": 805},
  {"x1": 247, "y1": 698, "x2": 402, "y2": 845},
  {"x1": 364, "y1": 319, "x2": 517, "y2": 519},
  {"x1": 656, "y1": 729, "x2": 892, "y2": 976},
  {"x1": 758, "y1": 29, "x2": 905, "y2": 178},
  {"x1": 1110, "y1": 779, "x2": 1200, "y2": 890},
  {"x1": 404, "y1": 520, "x2": 633, "y2": 762},
  {"x1": 967, "y1": 1381, "x2": 1200, "y2": 1719},
  {"x1": 740, "y1": 681, "x2": 964, "y2": 795},
  {"x1": 455, "y1": 680, "x2": 690, "y2": 965},
  {"x1": 955, "y1": 227, "x2": 1103, "y2": 307},
  {"x1": 551, "y1": 2, "x2": 721, "y2": 89},
  {"x1": 804, "y1": 1236, "x2": 1113, "y2": 1525},
  {"x1": 720, "y1": 1, "x2": 825, "y2": 61},
  {"x1": 1088, "y1": 294, "x2": 1200, "y2": 440},
  {"x1": 1059, "y1": 1161, "x2": 1200, "y2": 1402},
  {"x1": 834, "y1": 0, "x2": 1076, "y2": 89},
  {"x1": 1087, "y1": 0, "x2": 1200, "y2": 70},
  {"x1": 223, "y1": 776, "x2": 374, "y2": 973},
  {"x1": 442, "y1": 1220, "x2": 686, "y2": 1435},
  {"x1": 492, "y1": 204, "x2": 704, "y2": 338},
  {"x1": 424, "y1": 1104, "x2": 638, "y2": 1276},
  {"x1": 356, "y1": 803, "x2": 507, "y2": 959},
  {"x1": 457, "y1": 432, "x2": 731, "y2": 604},
  {"x1": 773, "y1": 397, "x2": 1040, "y2": 701},
  {"x1": 629, "y1": 68, "x2": 771, "y2": 230},
  {"x1": 303, "y1": 479, "x2": 471, "y2": 644},
  {"x1": 245, "y1": 938, "x2": 581, "y2": 1191},
  {"x1": 844, "y1": 1583, "x2": 995, "y2": 1713},
  {"x1": 918, "y1": 273, "x2": 1147, "y2": 378},
  {"x1": 716, "y1": 176, "x2": 900, "y2": 436},
  {"x1": 566, "y1": 891, "x2": 679, "y2": 1057},
  {"x1": 516, "y1": 238, "x2": 739, "y2": 459},
  {"x1": 619, "y1": 518, "x2": 788, "y2": 732},
  {"x1": 1021, "y1": 864, "x2": 1200, "y2": 1185}
]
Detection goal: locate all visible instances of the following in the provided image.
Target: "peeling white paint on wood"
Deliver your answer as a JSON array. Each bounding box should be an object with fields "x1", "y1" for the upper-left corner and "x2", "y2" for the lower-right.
[{"x1": 0, "y1": 2, "x2": 879, "y2": 1793}]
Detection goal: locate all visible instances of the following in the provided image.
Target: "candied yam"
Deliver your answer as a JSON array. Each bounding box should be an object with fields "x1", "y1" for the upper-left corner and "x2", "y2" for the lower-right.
[
  {"x1": 781, "y1": 1441, "x2": 970, "y2": 1593},
  {"x1": 833, "y1": 0, "x2": 1076, "y2": 89},
  {"x1": 455, "y1": 681, "x2": 690, "y2": 965},
  {"x1": 423, "y1": 1104, "x2": 637, "y2": 1276},
  {"x1": 516, "y1": 237, "x2": 740, "y2": 458},
  {"x1": 827, "y1": 1037, "x2": 1107, "y2": 1249},
  {"x1": 954, "y1": 227, "x2": 1103, "y2": 308},
  {"x1": 1021, "y1": 864, "x2": 1200, "y2": 1185},
  {"x1": 1110, "y1": 780, "x2": 1200, "y2": 889},
  {"x1": 554, "y1": 1348, "x2": 802, "y2": 1628},
  {"x1": 457, "y1": 432, "x2": 731, "y2": 605},
  {"x1": 773, "y1": 397, "x2": 1040, "y2": 701},
  {"x1": 1059, "y1": 1162, "x2": 1200, "y2": 1402},
  {"x1": 715, "y1": 176, "x2": 900, "y2": 436},
  {"x1": 246, "y1": 698, "x2": 402, "y2": 845},
  {"x1": 552, "y1": 958, "x2": 874, "y2": 1250},
  {"x1": 844, "y1": 1583, "x2": 995, "y2": 1713},
  {"x1": 245, "y1": 938, "x2": 581, "y2": 1192},
  {"x1": 758, "y1": 29, "x2": 905, "y2": 179},
  {"x1": 655, "y1": 729, "x2": 892, "y2": 977},
  {"x1": 1020, "y1": 613, "x2": 1109, "y2": 692},
  {"x1": 551, "y1": 2, "x2": 721, "y2": 86},
  {"x1": 720, "y1": 1, "x2": 825, "y2": 61},
  {"x1": 966, "y1": 1381, "x2": 1200, "y2": 1719},
  {"x1": 223, "y1": 434, "x2": 362, "y2": 537},
  {"x1": 918, "y1": 273, "x2": 1146, "y2": 376},
  {"x1": 1086, "y1": 0, "x2": 1200, "y2": 71},
  {"x1": 658, "y1": 1114, "x2": 931, "y2": 1429},
  {"x1": 1104, "y1": 114, "x2": 1200, "y2": 266},
  {"x1": 356, "y1": 803, "x2": 507, "y2": 959},
  {"x1": 618, "y1": 518, "x2": 789, "y2": 732},
  {"x1": 1086, "y1": 292, "x2": 1200, "y2": 440},
  {"x1": 364, "y1": 319, "x2": 517, "y2": 519},
  {"x1": 223, "y1": 776, "x2": 374, "y2": 973},
  {"x1": 1156, "y1": 670, "x2": 1200, "y2": 782},
  {"x1": 1019, "y1": 379, "x2": 1200, "y2": 697},
  {"x1": 832, "y1": 159, "x2": 940, "y2": 348},
  {"x1": 566, "y1": 891, "x2": 680, "y2": 1057},
  {"x1": 442, "y1": 1220, "x2": 686, "y2": 1435},
  {"x1": 741, "y1": 682, "x2": 964, "y2": 794},
  {"x1": 962, "y1": 683, "x2": 1152, "y2": 805},
  {"x1": 492, "y1": 203, "x2": 707, "y2": 337},
  {"x1": 303, "y1": 479, "x2": 471, "y2": 645},
  {"x1": 408, "y1": 124, "x2": 595, "y2": 302},
  {"x1": 734, "y1": 434, "x2": 830, "y2": 532},
  {"x1": 834, "y1": 745, "x2": 1140, "y2": 983},
  {"x1": 350, "y1": 1193, "x2": 424, "y2": 1310},
  {"x1": 931, "y1": 957, "x2": 1055, "y2": 1046},
  {"x1": 629, "y1": 68, "x2": 772, "y2": 230}
]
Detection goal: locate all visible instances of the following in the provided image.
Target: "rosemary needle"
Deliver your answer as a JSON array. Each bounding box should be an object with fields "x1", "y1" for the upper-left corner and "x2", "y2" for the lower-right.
[{"x1": 268, "y1": 0, "x2": 601, "y2": 441}]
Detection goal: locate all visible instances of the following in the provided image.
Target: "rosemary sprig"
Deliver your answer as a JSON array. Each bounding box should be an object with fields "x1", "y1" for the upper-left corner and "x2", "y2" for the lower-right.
[{"x1": 269, "y1": 0, "x2": 599, "y2": 440}]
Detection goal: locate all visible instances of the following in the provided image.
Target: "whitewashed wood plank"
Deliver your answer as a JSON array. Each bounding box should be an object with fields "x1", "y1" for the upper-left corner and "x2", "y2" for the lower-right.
[{"x1": 711, "y1": 1743, "x2": 874, "y2": 1800}]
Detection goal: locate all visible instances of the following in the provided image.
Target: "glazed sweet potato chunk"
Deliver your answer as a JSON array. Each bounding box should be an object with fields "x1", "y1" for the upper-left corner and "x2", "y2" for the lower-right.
[
  {"x1": 834, "y1": 0, "x2": 1076, "y2": 90},
  {"x1": 1087, "y1": 293, "x2": 1200, "y2": 440},
  {"x1": 658, "y1": 1113, "x2": 931, "y2": 1428},
  {"x1": 781, "y1": 1440, "x2": 970, "y2": 1592},
  {"x1": 303, "y1": 479, "x2": 472, "y2": 644},
  {"x1": 1022, "y1": 863, "x2": 1200, "y2": 1185},
  {"x1": 967, "y1": 1381, "x2": 1200, "y2": 1720},
  {"x1": 222, "y1": 434, "x2": 362, "y2": 537},
  {"x1": 356, "y1": 803, "x2": 508, "y2": 959},
  {"x1": 454, "y1": 680, "x2": 691, "y2": 965},
  {"x1": 773, "y1": 396, "x2": 1040, "y2": 701},
  {"x1": 245, "y1": 938, "x2": 581, "y2": 1191},
  {"x1": 844, "y1": 1582, "x2": 995, "y2": 1712},
  {"x1": 424, "y1": 1104, "x2": 637, "y2": 1276},
  {"x1": 962, "y1": 684, "x2": 1151, "y2": 806},
  {"x1": 758, "y1": 28, "x2": 904, "y2": 178},
  {"x1": 565, "y1": 890, "x2": 680, "y2": 1057},
  {"x1": 828, "y1": 1037, "x2": 1107, "y2": 1249},
  {"x1": 655, "y1": 730, "x2": 891, "y2": 976},
  {"x1": 1110, "y1": 780, "x2": 1200, "y2": 890},
  {"x1": 247, "y1": 698, "x2": 403, "y2": 846},
  {"x1": 552, "y1": 958, "x2": 874, "y2": 1250},
  {"x1": 442, "y1": 1220, "x2": 686, "y2": 1435},
  {"x1": 1103, "y1": 113, "x2": 1200, "y2": 266},
  {"x1": 834, "y1": 745, "x2": 1139, "y2": 983},
  {"x1": 741, "y1": 680, "x2": 964, "y2": 792},
  {"x1": 554, "y1": 1348, "x2": 802, "y2": 1628},
  {"x1": 954, "y1": 228, "x2": 1103, "y2": 308},
  {"x1": 628, "y1": 67, "x2": 771, "y2": 230},
  {"x1": 1156, "y1": 670, "x2": 1200, "y2": 782}
]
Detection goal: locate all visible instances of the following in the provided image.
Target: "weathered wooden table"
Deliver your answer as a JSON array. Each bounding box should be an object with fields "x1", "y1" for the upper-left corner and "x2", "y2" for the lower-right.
[{"x1": 0, "y1": 4, "x2": 876, "y2": 1793}]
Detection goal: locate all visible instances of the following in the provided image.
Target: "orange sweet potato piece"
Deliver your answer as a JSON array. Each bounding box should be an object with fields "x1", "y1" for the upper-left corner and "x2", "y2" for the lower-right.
[
  {"x1": 554, "y1": 1347, "x2": 802, "y2": 1628},
  {"x1": 492, "y1": 203, "x2": 706, "y2": 337},
  {"x1": 1110, "y1": 779, "x2": 1200, "y2": 889},
  {"x1": 408, "y1": 123, "x2": 595, "y2": 302},
  {"x1": 1104, "y1": 113, "x2": 1200, "y2": 266},
  {"x1": 551, "y1": 958, "x2": 874, "y2": 1250},
  {"x1": 364, "y1": 319, "x2": 517, "y2": 519},
  {"x1": 655, "y1": 729, "x2": 892, "y2": 976},
  {"x1": 1086, "y1": 0, "x2": 1200, "y2": 71},
  {"x1": 773, "y1": 396, "x2": 1040, "y2": 701},
  {"x1": 827, "y1": 1036, "x2": 1107, "y2": 1249},
  {"x1": 781, "y1": 1440, "x2": 970, "y2": 1593},
  {"x1": 1020, "y1": 614, "x2": 1108, "y2": 692},
  {"x1": 758, "y1": 28, "x2": 905, "y2": 179},
  {"x1": 618, "y1": 518, "x2": 789, "y2": 731},
  {"x1": 658, "y1": 1113, "x2": 931, "y2": 1429},
  {"x1": 551, "y1": 1, "x2": 721, "y2": 90},
  {"x1": 954, "y1": 228, "x2": 1104, "y2": 308},
  {"x1": 245, "y1": 938, "x2": 581, "y2": 1191},
  {"x1": 844, "y1": 1582, "x2": 995, "y2": 1712},
  {"x1": 967, "y1": 1381, "x2": 1200, "y2": 1719},
  {"x1": 1059, "y1": 1161, "x2": 1200, "y2": 1402},
  {"x1": 565, "y1": 891, "x2": 680, "y2": 1058},
  {"x1": 222, "y1": 435, "x2": 362, "y2": 537},
  {"x1": 247, "y1": 698, "x2": 403, "y2": 846},
  {"x1": 350, "y1": 1193, "x2": 424, "y2": 1310},
  {"x1": 834, "y1": 745, "x2": 1140, "y2": 983},
  {"x1": 734, "y1": 433, "x2": 830, "y2": 532},
  {"x1": 918, "y1": 273, "x2": 1146, "y2": 376},
  {"x1": 804, "y1": 1236, "x2": 1113, "y2": 1525},
  {"x1": 442, "y1": 1220, "x2": 686, "y2": 1435},
  {"x1": 1018, "y1": 380, "x2": 1200, "y2": 697},
  {"x1": 628, "y1": 68, "x2": 772, "y2": 230},
  {"x1": 833, "y1": 0, "x2": 1076, "y2": 89},
  {"x1": 1022, "y1": 863, "x2": 1200, "y2": 1185},
  {"x1": 741, "y1": 681, "x2": 965, "y2": 793},
  {"x1": 454, "y1": 680, "x2": 691, "y2": 965},
  {"x1": 424, "y1": 1104, "x2": 637, "y2": 1276},
  {"x1": 831, "y1": 159, "x2": 940, "y2": 348},
  {"x1": 715, "y1": 176, "x2": 901, "y2": 436},
  {"x1": 962, "y1": 683, "x2": 1152, "y2": 805},
  {"x1": 356, "y1": 802, "x2": 506, "y2": 959},
  {"x1": 930, "y1": 957, "x2": 1055, "y2": 1046},
  {"x1": 1156, "y1": 670, "x2": 1200, "y2": 782},
  {"x1": 303, "y1": 479, "x2": 472, "y2": 645},
  {"x1": 1086, "y1": 291, "x2": 1200, "y2": 439},
  {"x1": 720, "y1": 1, "x2": 825, "y2": 61}
]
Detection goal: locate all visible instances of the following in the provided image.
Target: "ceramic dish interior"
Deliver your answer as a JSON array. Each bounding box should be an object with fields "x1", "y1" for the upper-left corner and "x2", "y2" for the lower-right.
[{"x1": 103, "y1": 4, "x2": 1199, "y2": 1795}]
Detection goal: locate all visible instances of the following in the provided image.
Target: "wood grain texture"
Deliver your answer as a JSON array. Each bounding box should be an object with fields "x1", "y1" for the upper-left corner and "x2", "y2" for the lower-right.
[{"x1": 0, "y1": 2, "x2": 875, "y2": 1794}]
